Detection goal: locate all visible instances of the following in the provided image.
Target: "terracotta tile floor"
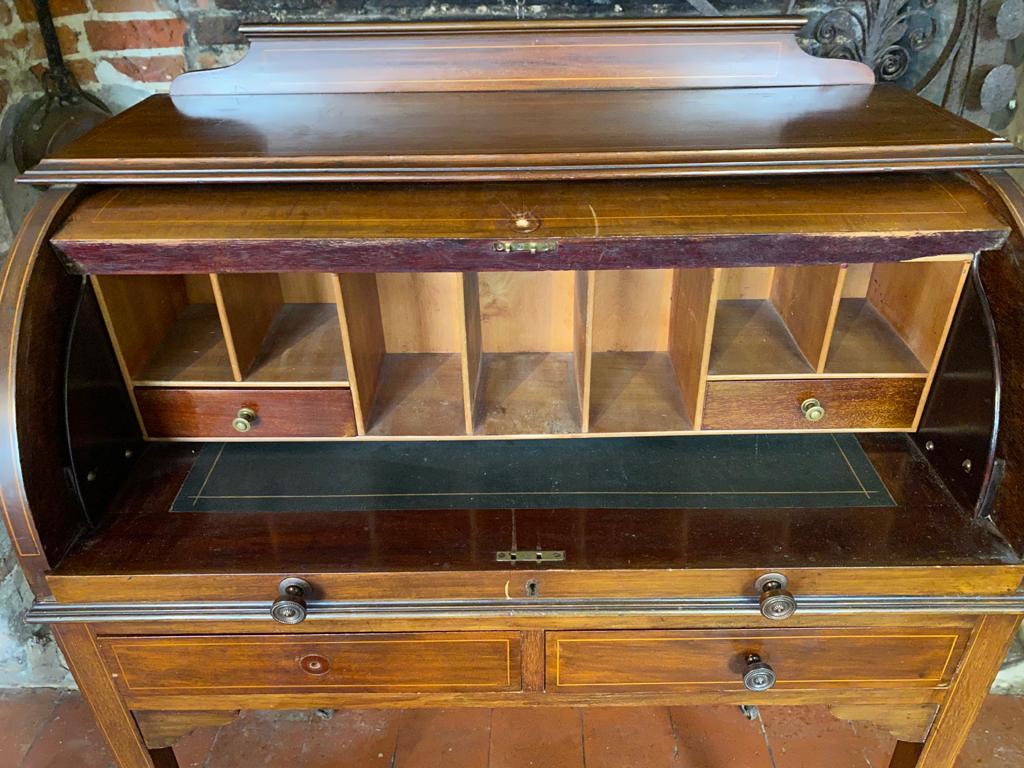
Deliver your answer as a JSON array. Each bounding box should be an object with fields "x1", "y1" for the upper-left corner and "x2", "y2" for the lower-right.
[{"x1": 3, "y1": 690, "x2": 1023, "y2": 768}]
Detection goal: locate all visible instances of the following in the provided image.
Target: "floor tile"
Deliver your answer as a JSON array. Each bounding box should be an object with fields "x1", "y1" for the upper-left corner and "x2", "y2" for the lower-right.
[
  {"x1": 760, "y1": 705, "x2": 895, "y2": 768},
  {"x1": 203, "y1": 709, "x2": 400, "y2": 768},
  {"x1": 0, "y1": 689, "x2": 61, "y2": 768},
  {"x1": 392, "y1": 708, "x2": 491, "y2": 768},
  {"x1": 583, "y1": 707, "x2": 682, "y2": 768},
  {"x1": 20, "y1": 693, "x2": 115, "y2": 768},
  {"x1": 669, "y1": 705, "x2": 774, "y2": 768},
  {"x1": 489, "y1": 708, "x2": 584, "y2": 768},
  {"x1": 171, "y1": 724, "x2": 219, "y2": 768},
  {"x1": 957, "y1": 695, "x2": 1024, "y2": 767}
]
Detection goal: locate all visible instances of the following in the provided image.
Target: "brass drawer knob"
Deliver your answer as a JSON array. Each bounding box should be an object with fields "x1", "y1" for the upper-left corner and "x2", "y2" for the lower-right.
[
  {"x1": 755, "y1": 572, "x2": 797, "y2": 620},
  {"x1": 801, "y1": 398, "x2": 825, "y2": 422},
  {"x1": 232, "y1": 407, "x2": 257, "y2": 433},
  {"x1": 743, "y1": 654, "x2": 777, "y2": 692},
  {"x1": 271, "y1": 577, "x2": 311, "y2": 624}
]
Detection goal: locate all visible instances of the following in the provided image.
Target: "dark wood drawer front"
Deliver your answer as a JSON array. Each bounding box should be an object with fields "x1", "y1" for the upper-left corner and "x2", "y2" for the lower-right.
[
  {"x1": 101, "y1": 632, "x2": 521, "y2": 694},
  {"x1": 702, "y1": 378, "x2": 925, "y2": 431},
  {"x1": 547, "y1": 628, "x2": 967, "y2": 693},
  {"x1": 135, "y1": 387, "x2": 357, "y2": 438}
]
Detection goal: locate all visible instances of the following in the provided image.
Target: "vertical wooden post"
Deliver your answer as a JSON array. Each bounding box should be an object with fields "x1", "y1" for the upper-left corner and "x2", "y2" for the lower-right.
[
  {"x1": 889, "y1": 614, "x2": 1021, "y2": 768},
  {"x1": 53, "y1": 623, "x2": 171, "y2": 768}
]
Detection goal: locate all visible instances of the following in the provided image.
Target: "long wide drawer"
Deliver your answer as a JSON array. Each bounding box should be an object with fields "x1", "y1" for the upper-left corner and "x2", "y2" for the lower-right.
[
  {"x1": 547, "y1": 628, "x2": 969, "y2": 693},
  {"x1": 135, "y1": 387, "x2": 357, "y2": 438},
  {"x1": 702, "y1": 377, "x2": 925, "y2": 431},
  {"x1": 99, "y1": 632, "x2": 521, "y2": 694}
]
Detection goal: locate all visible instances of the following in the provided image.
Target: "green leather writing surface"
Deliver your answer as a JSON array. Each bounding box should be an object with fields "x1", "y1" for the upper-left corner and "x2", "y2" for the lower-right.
[
  {"x1": 172, "y1": 434, "x2": 893, "y2": 512},
  {"x1": 176, "y1": 436, "x2": 897, "y2": 514}
]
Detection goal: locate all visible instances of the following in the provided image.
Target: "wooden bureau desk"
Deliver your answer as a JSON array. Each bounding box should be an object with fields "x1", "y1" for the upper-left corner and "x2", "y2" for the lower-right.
[{"x1": 7, "y1": 16, "x2": 1024, "y2": 768}]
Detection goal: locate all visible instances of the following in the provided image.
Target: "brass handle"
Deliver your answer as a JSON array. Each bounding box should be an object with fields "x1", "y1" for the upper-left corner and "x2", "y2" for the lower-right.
[
  {"x1": 755, "y1": 572, "x2": 797, "y2": 620},
  {"x1": 801, "y1": 398, "x2": 825, "y2": 422},
  {"x1": 743, "y1": 654, "x2": 777, "y2": 692},
  {"x1": 232, "y1": 407, "x2": 257, "y2": 433},
  {"x1": 271, "y1": 577, "x2": 310, "y2": 624}
]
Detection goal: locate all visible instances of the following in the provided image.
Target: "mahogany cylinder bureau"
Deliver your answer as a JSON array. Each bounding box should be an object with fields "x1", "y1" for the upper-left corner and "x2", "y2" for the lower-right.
[{"x1": 8, "y1": 17, "x2": 1024, "y2": 768}]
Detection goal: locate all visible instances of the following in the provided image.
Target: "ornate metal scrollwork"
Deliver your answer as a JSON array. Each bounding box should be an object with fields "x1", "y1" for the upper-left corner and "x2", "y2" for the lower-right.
[{"x1": 804, "y1": 0, "x2": 941, "y2": 82}]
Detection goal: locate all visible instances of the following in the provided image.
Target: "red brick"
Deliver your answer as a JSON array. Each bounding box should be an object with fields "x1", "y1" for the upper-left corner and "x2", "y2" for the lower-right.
[
  {"x1": 85, "y1": 17, "x2": 188, "y2": 52},
  {"x1": 13, "y1": 25, "x2": 79, "y2": 61},
  {"x1": 104, "y1": 54, "x2": 185, "y2": 82},
  {"x1": 66, "y1": 57, "x2": 97, "y2": 83},
  {"x1": 14, "y1": 0, "x2": 88, "y2": 22},
  {"x1": 91, "y1": 0, "x2": 163, "y2": 11}
]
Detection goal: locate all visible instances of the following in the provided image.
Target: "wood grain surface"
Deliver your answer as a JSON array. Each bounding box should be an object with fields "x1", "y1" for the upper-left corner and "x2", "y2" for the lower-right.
[
  {"x1": 170, "y1": 18, "x2": 873, "y2": 96},
  {"x1": 546, "y1": 627, "x2": 969, "y2": 693},
  {"x1": 100, "y1": 632, "x2": 522, "y2": 695},
  {"x1": 135, "y1": 387, "x2": 356, "y2": 438},
  {"x1": 701, "y1": 377, "x2": 925, "y2": 431},
  {"x1": 23, "y1": 85, "x2": 1023, "y2": 184},
  {"x1": 53, "y1": 174, "x2": 1008, "y2": 274}
]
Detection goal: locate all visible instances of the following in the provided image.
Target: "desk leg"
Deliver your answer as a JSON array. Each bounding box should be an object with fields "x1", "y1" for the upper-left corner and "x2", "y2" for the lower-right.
[
  {"x1": 53, "y1": 623, "x2": 178, "y2": 768},
  {"x1": 888, "y1": 614, "x2": 1021, "y2": 768}
]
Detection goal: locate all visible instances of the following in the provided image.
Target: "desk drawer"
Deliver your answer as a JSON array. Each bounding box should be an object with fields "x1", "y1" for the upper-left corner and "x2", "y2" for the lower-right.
[
  {"x1": 135, "y1": 387, "x2": 357, "y2": 438},
  {"x1": 701, "y1": 378, "x2": 925, "y2": 431},
  {"x1": 99, "y1": 632, "x2": 521, "y2": 695},
  {"x1": 547, "y1": 628, "x2": 968, "y2": 694}
]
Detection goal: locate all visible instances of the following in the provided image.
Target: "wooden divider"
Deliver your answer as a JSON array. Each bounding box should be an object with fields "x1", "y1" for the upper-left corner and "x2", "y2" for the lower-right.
[
  {"x1": 573, "y1": 272, "x2": 595, "y2": 432},
  {"x1": 668, "y1": 267, "x2": 720, "y2": 430},
  {"x1": 211, "y1": 274, "x2": 283, "y2": 381},
  {"x1": 770, "y1": 264, "x2": 845, "y2": 373},
  {"x1": 334, "y1": 273, "x2": 385, "y2": 435},
  {"x1": 458, "y1": 272, "x2": 483, "y2": 435},
  {"x1": 94, "y1": 260, "x2": 972, "y2": 439}
]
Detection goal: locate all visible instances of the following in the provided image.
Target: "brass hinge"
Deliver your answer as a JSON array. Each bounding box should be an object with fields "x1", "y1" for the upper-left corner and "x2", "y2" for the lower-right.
[{"x1": 496, "y1": 549, "x2": 565, "y2": 563}]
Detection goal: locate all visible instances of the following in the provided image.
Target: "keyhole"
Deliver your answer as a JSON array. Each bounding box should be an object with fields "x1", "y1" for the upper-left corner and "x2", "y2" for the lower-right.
[{"x1": 526, "y1": 579, "x2": 539, "y2": 597}]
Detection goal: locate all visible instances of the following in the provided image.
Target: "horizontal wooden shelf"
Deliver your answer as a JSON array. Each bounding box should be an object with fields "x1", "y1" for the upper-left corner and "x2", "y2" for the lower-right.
[
  {"x1": 589, "y1": 352, "x2": 691, "y2": 434},
  {"x1": 475, "y1": 352, "x2": 581, "y2": 436},
  {"x1": 368, "y1": 353, "x2": 465, "y2": 437},
  {"x1": 135, "y1": 304, "x2": 234, "y2": 385},
  {"x1": 709, "y1": 300, "x2": 813, "y2": 377},
  {"x1": 247, "y1": 303, "x2": 348, "y2": 386},
  {"x1": 826, "y1": 299, "x2": 928, "y2": 376},
  {"x1": 22, "y1": 85, "x2": 1024, "y2": 185}
]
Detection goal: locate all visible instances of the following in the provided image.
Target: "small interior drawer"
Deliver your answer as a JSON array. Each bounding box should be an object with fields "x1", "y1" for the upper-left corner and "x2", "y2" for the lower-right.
[
  {"x1": 135, "y1": 387, "x2": 357, "y2": 438},
  {"x1": 547, "y1": 628, "x2": 969, "y2": 693},
  {"x1": 701, "y1": 377, "x2": 925, "y2": 431},
  {"x1": 100, "y1": 632, "x2": 522, "y2": 695}
]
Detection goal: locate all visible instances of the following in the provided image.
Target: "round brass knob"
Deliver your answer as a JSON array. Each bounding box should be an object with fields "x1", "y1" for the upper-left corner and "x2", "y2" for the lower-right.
[
  {"x1": 801, "y1": 398, "x2": 825, "y2": 422},
  {"x1": 742, "y1": 654, "x2": 777, "y2": 692},
  {"x1": 271, "y1": 577, "x2": 311, "y2": 624},
  {"x1": 755, "y1": 572, "x2": 797, "y2": 621},
  {"x1": 232, "y1": 407, "x2": 257, "y2": 433}
]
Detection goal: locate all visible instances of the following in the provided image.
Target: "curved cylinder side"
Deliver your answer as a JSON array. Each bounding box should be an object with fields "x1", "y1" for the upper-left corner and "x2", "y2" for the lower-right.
[
  {"x1": 0, "y1": 187, "x2": 86, "y2": 596},
  {"x1": 966, "y1": 170, "x2": 1024, "y2": 556}
]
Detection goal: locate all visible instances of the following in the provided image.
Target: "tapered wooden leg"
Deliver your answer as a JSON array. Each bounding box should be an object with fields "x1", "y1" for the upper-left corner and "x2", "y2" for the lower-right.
[
  {"x1": 888, "y1": 614, "x2": 1021, "y2": 768},
  {"x1": 53, "y1": 623, "x2": 177, "y2": 768}
]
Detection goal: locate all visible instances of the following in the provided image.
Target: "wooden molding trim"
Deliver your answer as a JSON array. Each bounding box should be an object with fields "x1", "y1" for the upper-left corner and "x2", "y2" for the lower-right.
[{"x1": 170, "y1": 17, "x2": 873, "y2": 97}]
